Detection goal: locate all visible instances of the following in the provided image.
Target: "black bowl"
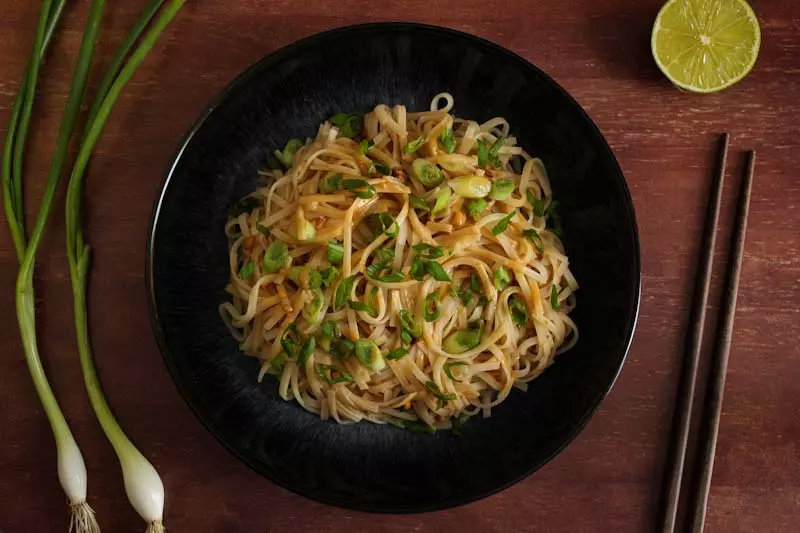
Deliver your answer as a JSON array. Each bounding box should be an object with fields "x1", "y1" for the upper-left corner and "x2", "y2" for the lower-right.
[{"x1": 146, "y1": 22, "x2": 640, "y2": 513}]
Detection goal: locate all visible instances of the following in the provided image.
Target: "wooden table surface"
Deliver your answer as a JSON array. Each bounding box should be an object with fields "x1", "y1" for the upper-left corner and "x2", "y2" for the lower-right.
[{"x1": 1, "y1": 1, "x2": 798, "y2": 532}]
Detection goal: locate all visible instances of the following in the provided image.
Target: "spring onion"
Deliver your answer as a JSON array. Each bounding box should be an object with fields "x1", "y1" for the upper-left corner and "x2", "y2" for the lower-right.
[
  {"x1": 318, "y1": 321, "x2": 339, "y2": 351},
  {"x1": 447, "y1": 176, "x2": 491, "y2": 198},
  {"x1": 319, "y1": 172, "x2": 342, "y2": 193},
  {"x1": 470, "y1": 273, "x2": 481, "y2": 293},
  {"x1": 342, "y1": 178, "x2": 376, "y2": 199},
  {"x1": 526, "y1": 189, "x2": 546, "y2": 217},
  {"x1": 239, "y1": 260, "x2": 255, "y2": 278},
  {"x1": 432, "y1": 188, "x2": 451, "y2": 215},
  {"x1": 316, "y1": 364, "x2": 353, "y2": 384},
  {"x1": 423, "y1": 291, "x2": 441, "y2": 322},
  {"x1": 458, "y1": 289, "x2": 473, "y2": 306},
  {"x1": 425, "y1": 261, "x2": 452, "y2": 282},
  {"x1": 263, "y1": 241, "x2": 287, "y2": 273},
  {"x1": 330, "y1": 337, "x2": 355, "y2": 360},
  {"x1": 412, "y1": 242, "x2": 445, "y2": 259},
  {"x1": 281, "y1": 324, "x2": 300, "y2": 358},
  {"x1": 477, "y1": 139, "x2": 488, "y2": 168},
  {"x1": 368, "y1": 162, "x2": 392, "y2": 177},
  {"x1": 302, "y1": 288, "x2": 325, "y2": 324},
  {"x1": 466, "y1": 198, "x2": 488, "y2": 218},
  {"x1": 327, "y1": 242, "x2": 344, "y2": 265},
  {"x1": 294, "y1": 209, "x2": 316, "y2": 241},
  {"x1": 508, "y1": 297, "x2": 528, "y2": 326},
  {"x1": 334, "y1": 275, "x2": 357, "y2": 310},
  {"x1": 442, "y1": 323, "x2": 483, "y2": 354},
  {"x1": 403, "y1": 135, "x2": 426, "y2": 154},
  {"x1": 359, "y1": 139, "x2": 374, "y2": 155},
  {"x1": 329, "y1": 113, "x2": 361, "y2": 138},
  {"x1": 385, "y1": 348, "x2": 408, "y2": 360},
  {"x1": 271, "y1": 352, "x2": 286, "y2": 372},
  {"x1": 228, "y1": 195, "x2": 260, "y2": 218},
  {"x1": 522, "y1": 228, "x2": 544, "y2": 253},
  {"x1": 298, "y1": 337, "x2": 315, "y2": 366},
  {"x1": 410, "y1": 257, "x2": 426, "y2": 281},
  {"x1": 424, "y1": 381, "x2": 456, "y2": 408},
  {"x1": 348, "y1": 300, "x2": 378, "y2": 317},
  {"x1": 440, "y1": 126, "x2": 456, "y2": 153},
  {"x1": 377, "y1": 212, "x2": 399, "y2": 237},
  {"x1": 551, "y1": 285, "x2": 560, "y2": 310},
  {"x1": 374, "y1": 248, "x2": 395, "y2": 263},
  {"x1": 319, "y1": 266, "x2": 339, "y2": 288},
  {"x1": 280, "y1": 138, "x2": 303, "y2": 166},
  {"x1": 409, "y1": 195, "x2": 430, "y2": 212},
  {"x1": 493, "y1": 267, "x2": 511, "y2": 290},
  {"x1": 400, "y1": 330, "x2": 412, "y2": 347},
  {"x1": 256, "y1": 223, "x2": 270, "y2": 236},
  {"x1": 491, "y1": 210, "x2": 517, "y2": 235},
  {"x1": 398, "y1": 310, "x2": 422, "y2": 339},
  {"x1": 354, "y1": 339, "x2": 386, "y2": 371},
  {"x1": 412, "y1": 159, "x2": 444, "y2": 188},
  {"x1": 489, "y1": 178, "x2": 514, "y2": 201},
  {"x1": 443, "y1": 361, "x2": 468, "y2": 380},
  {"x1": 488, "y1": 137, "x2": 504, "y2": 167}
]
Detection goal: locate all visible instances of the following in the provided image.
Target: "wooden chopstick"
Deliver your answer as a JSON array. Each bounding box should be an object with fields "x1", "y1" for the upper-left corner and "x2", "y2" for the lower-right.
[
  {"x1": 689, "y1": 150, "x2": 756, "y2": 532},
  {"x1": 660, "y1": 133, "x2": 729, "y2": 533}
]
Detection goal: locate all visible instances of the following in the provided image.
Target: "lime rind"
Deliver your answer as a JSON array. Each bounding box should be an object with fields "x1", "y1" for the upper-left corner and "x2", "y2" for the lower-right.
[{"x1": 651, "y1": 0, "x2": 761, "y2": 93}]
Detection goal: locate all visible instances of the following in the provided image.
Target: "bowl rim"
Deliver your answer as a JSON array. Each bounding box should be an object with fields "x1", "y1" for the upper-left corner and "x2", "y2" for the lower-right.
[{"x1": 145, "y1": 21, "x2": 642, "y2": 513}]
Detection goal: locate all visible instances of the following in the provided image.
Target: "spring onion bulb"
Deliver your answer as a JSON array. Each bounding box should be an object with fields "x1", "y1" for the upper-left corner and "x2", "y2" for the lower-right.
[
  {"x1": 2, "y1": 1, "x2": 101, "y2": 531},
  {"x1": 64, "y1": 2, "x2": 186, "y2": 532}
]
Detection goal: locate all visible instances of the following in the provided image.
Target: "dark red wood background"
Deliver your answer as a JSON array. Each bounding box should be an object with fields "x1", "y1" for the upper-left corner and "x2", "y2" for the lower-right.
[{"x1": 1, "y1": 1, "x2": 798, "y2": 531}]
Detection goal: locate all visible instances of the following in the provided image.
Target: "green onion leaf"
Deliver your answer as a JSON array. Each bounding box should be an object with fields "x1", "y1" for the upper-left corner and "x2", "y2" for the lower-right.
[
  {"x1": 400, "y1": 330, "x2": 412, "y2": 347},
  {"x1": 440, "y1": 126, "x2": 456, "y2": 154},
  {"x1": 349, "y1": 300, "x2": 378, "y2": 317},
  {"x1": 423, "y1": 291, "x2": 441, "y2": 322},
  {"x1": 316, "y1": 364, "x2": 353, "y2": 384},
  {"x1": 319, "y1": 266, "x2": 340, "y2": 288},
  {"x1": 409, "y1": 195, "x2": 430, "y2": 212},
  {"x1": 522, "y1": 228, "x2": 544, "y2": 253},
  {"x1": 410, "y1": 256, "x2": 426, "y2": 281},
  {"x1": 318, "y1": 320, "x2": 339, "y2": 351},
  {"x1": 399, "y1": 309, "x2": 423, "y2": 339},
  {"x1": 412, "y1": 159, "x2": 445, "y2": 189},
  {"x1": 239, "y1": 260, "x2": 255, "y2": 278},
  {"x1": 443, "y1": 361, "x2": 468, "y2": 380},
  {"x1": 369, "y1": 162, "x2": 392, "y2": 176},
  {"x1": 425, "y1": 381, "x2": 457, "y2": 404},
  {"x1": 477, "y1": 139, "x2": 488, "y2": 168},
  {"x1": 404, "y1": 419, "x2": 435, "y2": 434},
  {"x1": 378, "y1": 270, "x2": 406, "y2": 282},
  {"x1": 458, "y1": 289, "x2": 473, "y2": 306},
  {"x1": 412, "y1": 242, "x2": 445, "y2": 259},
  {"x1": 271, "y1": 352, "x2": 286, "y2": 372},
  {"x1": 489, "y1": 178, "x2": 514, "y2": 201},
  {"x1": 508, "y1": 297, "x2": 528, "y2": 327},
  {"x1": 342, "y1": 178, "x2": 376, "y2": 199},
  {"x1": 281, "y1": 138, "x2": 304, "y2": 167},
  {"x1": 432, "y1": 188, "x2": 451, "y2": 215},
  {"x1": 377, "y1": 212, "x2": 399, "y2": 237},
  {"x1": 281, "y1": 325, "x2": 300, "y2": 358},
  {"x1": 466, "y1": 198, "x2": 489, "y2": 218},
  {"x1": 477, "y1": 295, "x2": 490, "y2": 307},
  {"x1": 470, "y1": 273, "x2": 481, "y2": 293},
  {"x1": 256, "y1": 223, "x2": 271, "y2": 236},
  {"x1": 442, "y1": 322, "x2": 483, "y2": 354},
  {"x1": 354, "y1": 338, "x2": 386, "y2": 371},
  {"x1": 308, "y1": 270, "x2": 323, "y2": 290},
  {"x1": 298, "y1": 336, "x2": 315, "y2": 365},
  {"x1": 228, "y1": 196, "x2": 260, "y2": 218},
  {"x1": 551, "y1": 285, "x2": 560, "y2": 311},
  {"x1": 488, "y1": 137, "x2": 504, "y2": 168},
  {"x1": 327, "y1": 242, "x2": 344, "y2": 265},
  {"x1": 334, "y1": 275, "x2": 357, "y2": 310},
  {"x1": 263, "y1": 241, "x2": 288, "y2": 273},
  {"x1": 302, "y1": 287, "x2": 325, "y2": 324},
  {"x1": 403, "y1": 135, "x2": 426, "y2": 154},
  {"x1": 375, "y1": 248, "x2": 395, "y2": 263},
  {"x1": 319, "y1": 172, "x2": 343, "y2": 194},
  {"x1": 359, "y1": 138, "x2": 374, "y2": 155},
  {"x1": 330, "y1": 337, "x2": 355, "y2": 360},
  {"x1": 426, "y1": 261, "x2": 452, "y2": 282},
  {"x1": 491, "y1": 210, "x2": 517, "y2": 236},
  {"x1": 386, "y1": 348, "x2": 408, "y2": 361},
  {"x1": 526, "y1": 189, "x2": 546, "y2": 217},
  {"x1": 329, "y1": 113, "x2": 362, "y2": 138},
  {"x1": 493, "y1": 266, "x2": 512, "y2": 290}
]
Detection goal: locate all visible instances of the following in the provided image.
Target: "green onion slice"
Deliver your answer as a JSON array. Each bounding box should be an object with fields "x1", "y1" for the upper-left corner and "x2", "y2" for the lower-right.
[
  {"x1": 412, "y1": 159, "x2": 444, "y2": 189},
  {"x1": 403, "y1": 135, "x2": 426, "y2": 154},
  {"x1": 466, "y1": 198, "x2": 488, "y2": 218},
  {"x1": 489, "y1": 178, "x2": 514, "y2": 201},
  {"x1": 443, "y1": 361, "x2": 468, "y2": 380},
  {"x1": 551, "y1": 284, "x2": 560, "y2": 310},
  {"x1": 319, "y1": 172, "x2": 343, "y2": 194},
  {"x1": 354, "y1": 338, "x2": 386, "y2": 371},
  {"x1": 329, "y1": 113, "x2": 361, "y2": 138},
  {"x1": 412, "y1": 242, "x2": 445, "y2": 259},
  {"x1": 359, "y1": 138, "x2": 374, "y2": 155},
  {"x1": 432, "y1": 188, "x2": 451, "y2": 215},
  {"x1": 298, "y1": 336, "x2": 315, "y2": 366},
  {"x1": 508, "y1": 297, "x2": 528, "y2": 327},
  {"x1": 385, "y1": 348, "x2": 408, "y2": 361},
  {"x1": 409, "y1": 195, "x2": 430, "y2": 212},
  {"x1": 423, "y1": 291, "x2": 441, "y2": 322},
  {"x1": 342, "y1": 178, "x2": 376, "y2": 199},
  {"x1": 263, "y1": 241, "x2": 287, "y2": 273},
  {"x1": 522, "y1": 228, "x2": 544, "y2": 253},
  {"x1": 238, "y1": 260, "x2": 255, "y2": 278},
  {"x1": 348, "y1": 300, "x2": 378, "y2": 317},
  {"x1": 399, "y1": 309, "x2": 422, "y2": 339},
  {"x1": 440, "y1": 126, "x2": 456, "y2": 154},
  {"x1": 476, "y1": 139, "x2": 488, "y2": 168},
  {"x1": 281, "y1": 138, "x2": 304, "y2": 166},
  {"x1": 334, "y1": 275, "x2": 357, "y2": 310},
  {"x1": 493, "y1": 266, "x2": 511, "y2": 290},
  {"x1": 327, "y1": 242, "x2": 344, "y2": 265},
  {"x1": 426, "y1": 261, "x2": 452, "y2": 282},
  {"x1": 491, "y1": 210, "x2": 517, "y2": 235}
]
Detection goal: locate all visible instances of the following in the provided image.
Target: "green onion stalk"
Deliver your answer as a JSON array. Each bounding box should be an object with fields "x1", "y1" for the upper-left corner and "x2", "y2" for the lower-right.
[
  {"x1": 65, "y1": 2, "x2": 186, "y2": 532},
  {"x1": 2, "y1": 0, "x2": 103, "y2": 531}
]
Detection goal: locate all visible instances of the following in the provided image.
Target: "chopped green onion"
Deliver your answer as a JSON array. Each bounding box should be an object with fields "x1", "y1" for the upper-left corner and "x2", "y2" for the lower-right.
[
  {"x1": 228, "y1": 195, "x2": 260, "y2": 218},
  {"x1": 377, "y1": 270, "x2": 405, "y2": 282},
  {"x1": 281, "y1": 138, "x2": 303, "y2": 166},
  {"x1": 477, "y1": 139, "x2": 488, "y2": 168},
  {"x1": 302, "y1": 287, "x2": 325, "y2": 324},
  {"x1": 281, "y1": 324, "x2": 300, "y2": 358},
  {"x1": 426, "y1": 261, "x2": 452, "y2": 282},
  {"x1": 477, "y1": 295, "x2": 490, "y2": 307},
  {"x1": 399, "y1": 309, "x2": 422, "y2": 339},
  {"x1": 348, "y1": 300, "x2": 378, "y2": 317},
  {"x1": 400, "y1": 330, "x2": 412, "y2": 346},
  {"x1": 359, "y1": 138, "x2": 374, "y2": 155},
  {"x1": 374, "y1": 248, "x2": 395, "y2": 263},
  {"x1": 551, "y1": 285, "x2": 560, "y2": 310},
  {"x1": 466, "y1": 198, "x2": 488, "y2": 218},
  {"x1": 489, "y1": 178, "x2": 514, "y2": 200},
  {"x1": 327, "y1": 242, "x2": 344, "y2": 265},
  {"x1": 423, "y1": 291, "x2": 441, "y2": 322},
  {"x1": 403, "y1": 135, "x2": 426, "y2": 154},
  {"x1": 409, "y1": 195, "x2": 430, "y2": 212},
  {"x1": 425, "y1": 380, "x2": 457, "y2": 408},
  {"x1": 342, "y1": 178, "x2": 376, "y2": 199},
  {"x1": 491, "y1": 210, "x2": 517, "y2": 235},
  {"x1": 316, "y1": 364, "x2": 353, "y2": 384},
  {"x1": 412, "y1": 242, "x2": 445, "y2": 259},
  {"x1": 442, "y1": 322, "x2": 483, "y2": 354},
  {"x1": 526, "y1": 189, "x2": 546, "y2": 217},
  {"x1": 334, "y1": 275, "x2": 357, "y2": 310},
  {"x1": 329, "y1": 112, "x2": 361, "y2": 138},
  {"x1": 256, "y1": 223, "x2": 270, "y2": 236},
  {"x1": 523, "y1": 228, "x2": 544, "y2": 253},
  {"x1": 385, "y1": 347, "x2": 408, "y2": 360},
  {"x1": 377, "y1": 212, "x2": 399, "y2": 237},
  {"x1": 440, "y1": 126, "x2": 456, "y2": 153},
  {"x1": 404, "y1": 419, "x2": 435, "y2": 434},
  {"x1": 488, "y1": 137, "x2": 504, "y2": 168},
  {"x1": 319, "y1": 172, "x2": 342, "y2": 194},
  {"x1": 298, "y1": 336, "x2": 315, "y2": 366},
  {"x1": 410, "y1": 257, "x2": 426, "y2": 281},
  {"x1": 508, "y1": 298, "x2": 528, "y2": 327},
  {"x1": 447, "y1": 175, "x2": 491, "y2": 198},
  {"x1": 330, "y1": 337, "x2": 355, "y2": 359},
  {"x1": 432, "y1": 188, "x2": 451, "y2": 215},
  {"x1": 308, "y1": 270, "x2": 323, "y2": 290},
  {"x1": 295, "y1": 212, "x2": 316, "y2": 241},
  {"x1": 354, "y1": 338, "x2": 386, "y2": 371},
  {"x1": 493, "y1": 266, "x2": 511, "y2": 290},
  {"x1": 271, "y1": 352, "x2": 286, "y2": 372},
  {"x1": 369, "y1": 162, "x2": 392, "y2": 176},
  {"x1": 412, "y1": 159, "x2": 444, "y2": 189},
  {"x1": 239, "y1": 260, "x2": 255, "y2": 278},
  {"x1": 318, "y1": 321, "x2": 339, "y2": 351},
  {"x1": 319, "y1": 266, "x2": 339, "y2": 288},
  {"x1": 443, "y1": 361, "x2": 468, "y2": 380},
  {"x1": 458, "y1": 289, "x2": 473, "y2": 306},
  {"x1": 263, "y1": 241, "x2": 287, "y2": 273}
]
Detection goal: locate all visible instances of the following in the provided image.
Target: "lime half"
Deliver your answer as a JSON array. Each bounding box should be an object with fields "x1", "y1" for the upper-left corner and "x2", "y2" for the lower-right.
[{"x1": 652, "y1": 0, "x2": 761, "y2": 93}]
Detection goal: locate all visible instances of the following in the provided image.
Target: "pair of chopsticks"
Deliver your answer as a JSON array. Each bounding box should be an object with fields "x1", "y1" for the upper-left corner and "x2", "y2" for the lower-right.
[{"x1": 660, "y1": 133, "x2": 756, "y2": 533}]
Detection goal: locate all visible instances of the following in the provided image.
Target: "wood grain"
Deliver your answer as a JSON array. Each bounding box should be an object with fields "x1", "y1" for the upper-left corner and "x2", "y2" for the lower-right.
[{"x1": 1, "y1": 1, "x2": 798, "y2": 532}]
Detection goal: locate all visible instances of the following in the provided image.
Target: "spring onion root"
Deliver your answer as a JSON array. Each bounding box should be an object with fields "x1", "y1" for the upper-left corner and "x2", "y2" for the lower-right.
[
  {"x1": 69, "y1": 501, "x2": 100, "y2": 533},
  {"x1": 65, "y1": 1, "x2": 186, "y2": 531}
]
